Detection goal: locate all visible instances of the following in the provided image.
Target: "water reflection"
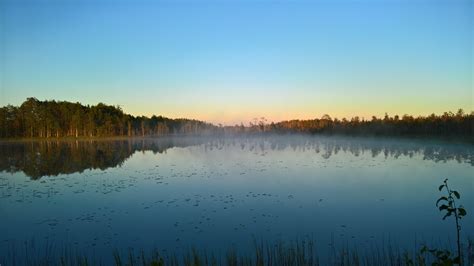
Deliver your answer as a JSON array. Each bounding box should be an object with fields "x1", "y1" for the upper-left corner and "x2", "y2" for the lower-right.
[
  {"x1": 0, "y1": 136, "x2": 472, "y2": 179},
  {"x1": 0, "y1": 135, "x2": 472, "y2": 265}
]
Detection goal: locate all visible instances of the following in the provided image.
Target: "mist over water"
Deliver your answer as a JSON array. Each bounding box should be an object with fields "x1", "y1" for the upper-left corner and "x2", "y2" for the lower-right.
[{"x1": 0, "y1": 135, "x2": 473, "y2": 263}]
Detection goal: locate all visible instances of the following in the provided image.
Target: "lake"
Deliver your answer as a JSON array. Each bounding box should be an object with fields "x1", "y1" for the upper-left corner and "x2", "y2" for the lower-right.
[{"x1": 0, "y1": 135, "x2": 472, "y2": 264}]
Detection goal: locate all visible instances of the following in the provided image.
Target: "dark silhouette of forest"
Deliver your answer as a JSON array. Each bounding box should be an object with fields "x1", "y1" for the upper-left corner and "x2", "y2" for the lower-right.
[
  {"x1": 0, "y1": 98, "x2": 472, "y2": 138},
  {"x1": 0, "y1": 98, "x2": 217, "y2": 138}
]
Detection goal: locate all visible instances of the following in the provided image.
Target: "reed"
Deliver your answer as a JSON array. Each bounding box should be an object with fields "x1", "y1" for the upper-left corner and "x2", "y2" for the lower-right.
[{"x1": 2, "y1": 238, "x2": 473, "y2": 266}]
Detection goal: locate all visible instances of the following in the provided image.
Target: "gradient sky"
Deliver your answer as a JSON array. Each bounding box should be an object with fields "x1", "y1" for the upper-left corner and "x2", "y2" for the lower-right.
[{"x1": 0, "y1": 0, "x2": 472, "y2": 125}]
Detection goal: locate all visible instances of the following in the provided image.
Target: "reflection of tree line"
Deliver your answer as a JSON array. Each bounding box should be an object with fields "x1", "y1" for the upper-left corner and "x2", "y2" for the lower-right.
[
  {"x1": 261, "y1": 137, "x2": 473, "y2": 164},
  {"x1": 210, "y1": 137, "x2": 473, "y2": 165},
  {"x1": 0, "y1": 136, "x2": 472, "y2": 179},
  {"x1": 0, "y1": 138, "x2": 206, "y2": 180}
]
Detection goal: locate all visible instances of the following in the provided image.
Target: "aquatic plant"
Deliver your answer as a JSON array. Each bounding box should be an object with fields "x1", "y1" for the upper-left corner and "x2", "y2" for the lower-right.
[
  {"x1": 4, "y1": 237, "x2": 474, "y2": 266},
  {"x1": 419, "y1": 179, "x2": 468, "y2": 265}
]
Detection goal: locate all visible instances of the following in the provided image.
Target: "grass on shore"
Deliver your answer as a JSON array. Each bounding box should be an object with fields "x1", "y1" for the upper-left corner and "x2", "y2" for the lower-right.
[{"x1": 2, "y1": 238, "x2": 473, "y2": 266}]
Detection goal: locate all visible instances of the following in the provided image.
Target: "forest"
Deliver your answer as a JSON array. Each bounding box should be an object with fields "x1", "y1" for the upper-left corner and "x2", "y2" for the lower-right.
[
  {"x1": 0, "y1": 98, "x2": 472, "y2": 138},
  {"x1": 0, "y1": 98, "x2": 217, "y2": 138}
]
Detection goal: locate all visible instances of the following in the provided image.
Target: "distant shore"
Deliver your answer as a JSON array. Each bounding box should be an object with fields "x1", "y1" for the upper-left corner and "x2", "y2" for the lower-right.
[{"x1": 1, "y1": 98, "x2": 472, "y2": 140}]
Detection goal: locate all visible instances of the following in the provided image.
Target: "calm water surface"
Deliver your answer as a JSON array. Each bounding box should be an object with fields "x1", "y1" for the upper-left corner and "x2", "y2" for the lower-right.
[{"x1": 0, "y1": 136, "x2": 473, "y2": 262}]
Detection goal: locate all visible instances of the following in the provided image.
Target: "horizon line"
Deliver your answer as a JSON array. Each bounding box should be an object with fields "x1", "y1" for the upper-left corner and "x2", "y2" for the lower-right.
[{"x1": 1, "y1": 97, "x2": 471, "y2": 127}]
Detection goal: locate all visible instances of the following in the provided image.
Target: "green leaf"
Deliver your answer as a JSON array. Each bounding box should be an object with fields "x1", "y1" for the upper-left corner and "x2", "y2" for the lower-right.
[
  {"x1": 452, "y1": 190, "x2": 460, "y2": 199},
  {"x1": 438, "y1": 205, "x2": 448, "y2": 211},
  {"x1": 442, "y1": 212, "x2": 452, "y2": 220},
  {"x1": 436, "y1": 197, "x2": 448, "y2": 206}
]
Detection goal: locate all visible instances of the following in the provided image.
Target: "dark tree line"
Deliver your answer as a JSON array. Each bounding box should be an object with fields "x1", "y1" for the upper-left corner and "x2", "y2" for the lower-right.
[
  {"x1": 0, "y1": 98, "x2": 217, "y2": 138},
  {"x1": 223, "y1": 111, "x2": 473, "y2": 138},
  {"x1": 0, "y1": 98, "x2": 472, "y2": 139}
]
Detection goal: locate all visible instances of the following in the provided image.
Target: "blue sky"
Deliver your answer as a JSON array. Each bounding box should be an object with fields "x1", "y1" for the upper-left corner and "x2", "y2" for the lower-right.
[{"x1": 0, "y1": 0, "x2": 472, "y2": 124}]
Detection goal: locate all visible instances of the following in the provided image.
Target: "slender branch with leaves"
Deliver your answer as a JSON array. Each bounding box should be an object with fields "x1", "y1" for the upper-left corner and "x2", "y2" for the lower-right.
[{"x1": 422, "y1": 179, "x2": 467, "y2": 265}]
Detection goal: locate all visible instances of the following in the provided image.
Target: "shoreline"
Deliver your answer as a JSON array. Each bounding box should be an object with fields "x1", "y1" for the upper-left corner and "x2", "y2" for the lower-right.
[{"x1": 0, "y1": 133, "x2": 472, "y2": 144}]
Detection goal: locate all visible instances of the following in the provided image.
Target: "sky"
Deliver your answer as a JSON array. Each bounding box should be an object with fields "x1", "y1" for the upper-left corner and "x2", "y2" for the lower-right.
[{"x1": 0, "y1": 0, "x2": 472, "y2": 125}]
